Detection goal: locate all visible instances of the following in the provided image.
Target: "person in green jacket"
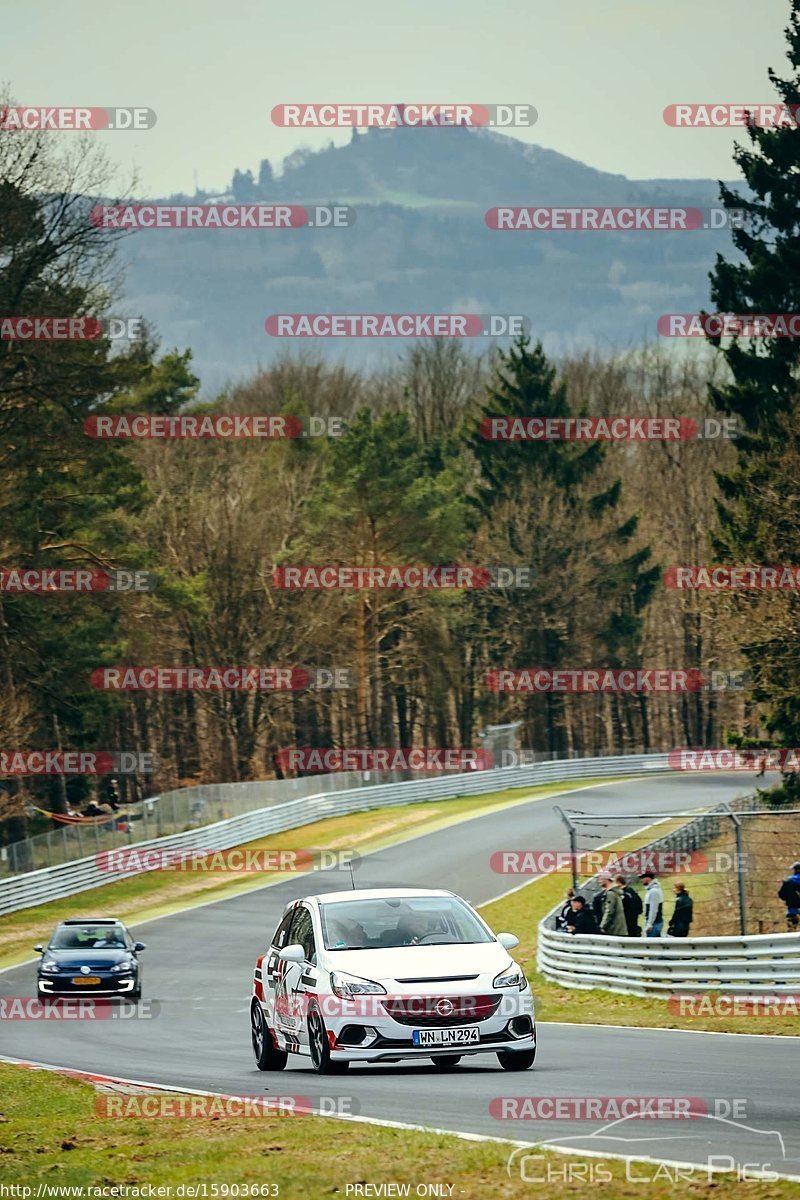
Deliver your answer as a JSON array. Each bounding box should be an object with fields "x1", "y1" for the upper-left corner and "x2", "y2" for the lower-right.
[{"x1": 598, "y1": 875, "x2": 628, "y2": 936}]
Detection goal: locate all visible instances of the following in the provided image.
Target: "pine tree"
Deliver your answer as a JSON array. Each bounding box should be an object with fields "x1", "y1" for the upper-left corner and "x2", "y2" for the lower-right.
[{"x1": 707, "y1": 2, "x2": 800, "y2": 792}]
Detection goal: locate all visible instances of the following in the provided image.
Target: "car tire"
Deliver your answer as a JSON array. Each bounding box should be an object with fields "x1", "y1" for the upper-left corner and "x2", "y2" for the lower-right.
[
  {"x1": 308, "y1": 1003, "x2": 349, "y2": 1074},
  {"x1": 251, "y1": 1001, "x2": 288, "y2": 1071},
  {"x1": 497, "y1": 1047, "x2": 536, "y2": 1071},
  {"x1": 431, "y1": 1055, "x2": 462, "y2": 1069}
]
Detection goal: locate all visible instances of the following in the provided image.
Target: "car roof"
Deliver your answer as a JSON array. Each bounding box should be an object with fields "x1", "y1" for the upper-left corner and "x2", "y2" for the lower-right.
[
  {"x1": 307, "y1": 888, "x2": 454, "y2": 906},
  {"x1": 58, "y1": 918, "x2": 125, "y2": 926}
]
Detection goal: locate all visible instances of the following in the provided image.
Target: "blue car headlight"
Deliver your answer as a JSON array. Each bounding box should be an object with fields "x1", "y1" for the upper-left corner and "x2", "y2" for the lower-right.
[
  {"x1": 110, "y1": 959, "x2": 135, "y2": 974},
  {"x1": 40, "y1": 959, "x2": 59, "y2": 974}
]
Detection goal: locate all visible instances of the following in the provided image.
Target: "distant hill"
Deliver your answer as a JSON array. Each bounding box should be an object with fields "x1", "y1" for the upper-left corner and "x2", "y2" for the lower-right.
[{"x1": 118, "y1": 127, "x2": 739, "y2": 393}]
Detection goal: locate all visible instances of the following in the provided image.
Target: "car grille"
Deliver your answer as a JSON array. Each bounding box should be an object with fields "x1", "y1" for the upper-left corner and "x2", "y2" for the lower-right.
[{"x1": 381, "y1": 994, "x2": 501, "y2": 1026}]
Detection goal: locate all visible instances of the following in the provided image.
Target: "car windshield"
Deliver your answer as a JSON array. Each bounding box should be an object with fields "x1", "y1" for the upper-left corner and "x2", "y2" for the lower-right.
[
  {"x1": 50, "y1": 925, "x2": 127, "y2": 949},
  {"x1": 320, "y1": 896, "x2": 494, "y2": 950}
]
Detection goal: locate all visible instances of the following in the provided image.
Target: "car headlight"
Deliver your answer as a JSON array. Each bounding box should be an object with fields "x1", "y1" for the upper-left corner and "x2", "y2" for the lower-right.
[
  {"x1": 330, "y1": 971, "x2": 387, "y2": 998},
  {"x1": 493, "y1": 964, "x2": 526, "y2": 990},
  {"x1": 40, "y1": 960, "x2": 59, "y2": 974},
  {"x1": 110, "y1": 959, "x2": 135, "y2": 974}
]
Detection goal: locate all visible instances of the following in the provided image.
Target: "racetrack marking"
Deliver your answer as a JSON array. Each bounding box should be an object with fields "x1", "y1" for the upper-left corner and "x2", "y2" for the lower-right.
[
  {"x1": 2, "y1": 1053, "x2": 798, "y2": 1183},
  {"x1": 541, "y1": 1020, "x2": 800, "y2": 1039}
]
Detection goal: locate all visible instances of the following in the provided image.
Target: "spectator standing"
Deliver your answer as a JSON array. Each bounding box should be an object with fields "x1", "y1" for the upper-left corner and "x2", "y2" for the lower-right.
[
  {"x1": 778, "y1": 862, "x2": 800, "y2": 931},
  {"x1": 667, "y1": 882, "x2": 693, "y2": 937},
  {"x1": 556, "y1": 887, "x2": 576, "y2": 932},
  {"x1": 615, "y1": 874, "x2": 643, "y2": 937},
  {"x1": 598, "y1": 875, "x2": 628, "y2": 936},
  {"x1": 639, "y1": 871, "x2": 664, "y2": 937}
]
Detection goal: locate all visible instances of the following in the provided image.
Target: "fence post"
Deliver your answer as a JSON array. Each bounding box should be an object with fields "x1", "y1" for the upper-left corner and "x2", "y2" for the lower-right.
[
  {"x1": 554, "y1": 805, "x2": 579, "y2": 892},
  {"x1": 723, "y1": 805, "x2": 747, "y2": 936}
]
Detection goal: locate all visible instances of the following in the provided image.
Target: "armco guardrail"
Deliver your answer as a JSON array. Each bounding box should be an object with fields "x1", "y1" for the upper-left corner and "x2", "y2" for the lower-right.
[
  {"x1": 0, "y1": 751, "x2": 670, "y2": 915},
  {"x1": 537, "y1": 924, "x2": 800, "y2": 995}
]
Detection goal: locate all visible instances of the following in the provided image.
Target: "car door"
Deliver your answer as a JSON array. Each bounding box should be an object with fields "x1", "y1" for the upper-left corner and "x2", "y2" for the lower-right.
[
  {"x1": 278, "y1": 905, "x2": 318, "y2": 1052},
  {"x1": 262, "y1": 909, "x2": 296, "y2": 1027}
]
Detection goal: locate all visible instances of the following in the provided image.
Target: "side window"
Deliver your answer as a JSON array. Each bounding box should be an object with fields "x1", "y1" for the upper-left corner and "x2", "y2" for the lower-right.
[
  {"x1": 273, "y1": 911, "x2": 295, "y2": 950},
  {"x1": 288, "y1": 907, "x2": 316, "y2": 963}
]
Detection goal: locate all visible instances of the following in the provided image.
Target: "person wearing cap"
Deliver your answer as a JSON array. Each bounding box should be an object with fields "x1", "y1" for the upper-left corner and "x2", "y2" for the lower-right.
[
  {"x1": 598, "y1": 875, "x2": 628, "y2": 936},
  {"x1": 566, "y1": 895, "x2": 599, "y2": 935},
  {"x1": 778, "y1": 862, "x2": 800, "y2": 931},
  {"x1": 640, "y1": 871, "x2": 664, "y2": 937}
]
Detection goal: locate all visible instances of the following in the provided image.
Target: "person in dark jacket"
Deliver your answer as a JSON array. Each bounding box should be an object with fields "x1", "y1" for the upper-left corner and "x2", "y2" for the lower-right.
[
  {"x1": 565, "y1": 895, "x2": 599, "y2": 935},
  {"x1": 778, "y1": 862, "x2": 800, "y2": 931},
  {"x1": 591, "y1": 888, "x2": 605, "y2": 928},
  {"x1": 556, "y1": 887, "x2": 576, "y2": 932},
  {"x1": 667, "y1": 882, "x2": 693, "y2": 937},
  {"x1": 615, "y1": 874, "x2": 643, "y2": 937}
]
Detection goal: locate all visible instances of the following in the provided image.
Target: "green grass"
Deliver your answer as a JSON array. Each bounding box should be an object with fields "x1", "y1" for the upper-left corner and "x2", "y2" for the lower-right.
[
  {"x1": 0, "y1": 777, "x2": 628, "y2": 969},
  {"x1": 2, "y1": 1063, "x2": 798, "y2": 1197}
]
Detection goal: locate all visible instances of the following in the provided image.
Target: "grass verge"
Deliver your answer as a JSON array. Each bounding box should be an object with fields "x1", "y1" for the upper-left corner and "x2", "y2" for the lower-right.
[{"x1": 2, "y1": 1063, "x2": 798, "y2": 1197}]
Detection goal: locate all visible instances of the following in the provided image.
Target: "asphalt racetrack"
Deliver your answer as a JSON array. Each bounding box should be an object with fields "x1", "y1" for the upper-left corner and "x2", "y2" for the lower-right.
[{"x1": 2, "y1": 772, "x2": 798, "y2": 1179}]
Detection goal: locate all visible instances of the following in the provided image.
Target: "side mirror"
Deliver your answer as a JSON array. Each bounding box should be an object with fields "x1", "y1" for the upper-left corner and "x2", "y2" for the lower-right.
[
  {"x1": 34, "y1": 944, "x2": 44, "y2": 954},
  {"x1": 497, "y1": 932, "x2": 519, "y2": 951},
  {"x1": 133, "y1": 942, "x2": 146, "y2": 952},
  {"x1": 279, "y1": 944, "x2": 305, "y2": 964}
]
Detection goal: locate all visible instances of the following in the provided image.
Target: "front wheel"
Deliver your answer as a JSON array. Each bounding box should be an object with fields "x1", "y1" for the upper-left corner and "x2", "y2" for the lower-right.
[
  {"x1": 497, "y1": 1047, "x2": 536, "y2": 1071},
  {"x1": 251, "y1": 1002, "x2": 287, "y2": 1071},
  {"x1": 308, "y1": 1004, "x2": 349, "y2": 1074},
  {"x1": 431, "y1": 1055, "x2": 461, "y2": 1070}
]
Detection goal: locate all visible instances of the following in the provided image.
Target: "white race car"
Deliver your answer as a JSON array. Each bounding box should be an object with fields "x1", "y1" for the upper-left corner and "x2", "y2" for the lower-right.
[{"x1": 250, "y1": 887, "x2": 536, "y2": 1073}]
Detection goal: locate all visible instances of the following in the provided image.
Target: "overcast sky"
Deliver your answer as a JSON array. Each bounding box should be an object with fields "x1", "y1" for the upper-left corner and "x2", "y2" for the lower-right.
[{"x1": 5, "y1": 0, "x2": 792, "y2": 196}]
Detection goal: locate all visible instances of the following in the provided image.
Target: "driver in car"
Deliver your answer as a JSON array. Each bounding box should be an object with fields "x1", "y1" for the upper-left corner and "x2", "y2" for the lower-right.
[{"x1": 396, "y1": 912, "x2": 433, "y2": 945}]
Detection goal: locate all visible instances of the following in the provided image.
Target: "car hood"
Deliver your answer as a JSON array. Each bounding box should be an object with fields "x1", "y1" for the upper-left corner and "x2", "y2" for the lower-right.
[
  {"x1": 322, "y1": 941, "x2": 512, "y2": 985},
  {"x1": 43, "y1": 950, "x2": 132, "y2": 969}
]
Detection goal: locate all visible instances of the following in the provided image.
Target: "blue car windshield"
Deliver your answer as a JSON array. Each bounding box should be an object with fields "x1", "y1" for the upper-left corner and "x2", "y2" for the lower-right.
[{"x1": 50, "y1": 926, "x2": 127, "y2": 949}]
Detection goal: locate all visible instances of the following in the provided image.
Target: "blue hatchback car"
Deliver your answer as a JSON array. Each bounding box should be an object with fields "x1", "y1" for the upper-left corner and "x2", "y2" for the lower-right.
[{"x1": 35, "y1": 918, "x2": 146, "y2": 998}]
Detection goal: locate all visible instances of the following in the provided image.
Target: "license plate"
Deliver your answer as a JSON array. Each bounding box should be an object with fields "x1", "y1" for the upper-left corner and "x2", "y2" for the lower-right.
[
  {"x1": 412, "y1": 1026, "x2": 480, "y2": 1047},
  {"x1": 72, "y1": 977, "x2": 101, "y2": 985}
]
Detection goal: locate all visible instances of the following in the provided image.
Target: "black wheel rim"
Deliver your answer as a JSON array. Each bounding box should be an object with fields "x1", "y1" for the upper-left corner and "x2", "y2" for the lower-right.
[
  {"x1": 309, "y1": 1011, "x2": 325, "y2": 1065},
  {"x1": 251, "y1": 1005, "x2": 264, "y2": 1059}
]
